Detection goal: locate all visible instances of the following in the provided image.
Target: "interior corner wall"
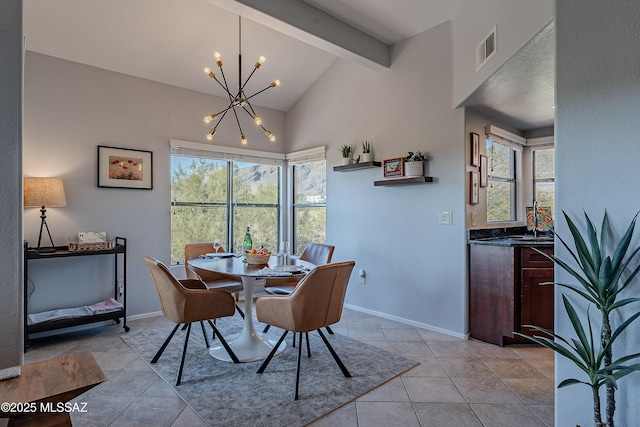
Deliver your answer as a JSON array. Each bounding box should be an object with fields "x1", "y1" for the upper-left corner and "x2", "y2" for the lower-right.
[
  {"x1": 451, "y1": 0, "x2": 554, "y2": 107},
  {"x1": 555, "y1": 1, "x2": 640, "y2": 425},
  {"x1": 286, "y1": 21, "x2": 467, "y2": 336},
  {"x1": 22, "y1": 52, "x2": 286, "y2": 319},
  {"x1": 0, "y1": 0, "x2": 24, "y2": 369}
]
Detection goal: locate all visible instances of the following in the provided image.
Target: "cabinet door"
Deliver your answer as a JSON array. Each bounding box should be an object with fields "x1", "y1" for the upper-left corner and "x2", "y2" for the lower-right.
[{"x1": 521, "y1": 267, "x2": 554, "y2": 335}]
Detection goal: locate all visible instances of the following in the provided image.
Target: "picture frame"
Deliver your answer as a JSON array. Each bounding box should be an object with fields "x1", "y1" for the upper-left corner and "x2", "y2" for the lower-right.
[
  {"x1": 97, "y1": 145, "x2": 153, "y2": 189},
  {"x1": 470, "y1": 172, "x2": 479, "y2": 204},
  {"x1": 470, "y1": 132, "x2": 480, "y2": 166},
  {"x1": 480, "y1": 155, "x2": 488, "y2": 187},
  {"x1": 383, "y1": 157, "x2": 404, "y2": 178}
]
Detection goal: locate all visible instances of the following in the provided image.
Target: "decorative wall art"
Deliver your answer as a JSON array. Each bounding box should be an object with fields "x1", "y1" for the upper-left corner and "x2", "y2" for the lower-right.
[
  {"x1": 480, "y1": 155, "x2": 488, "y2": 187},
  {"x1": 383, "y1": 158, "x2": 404, "y2": 178},
  {"x1": 470, "y1": 132, "x2": 480, "y2": 166},
  {"x1": 470, "y1": 172, "x2": 479, "y2": 204},
  {"x1": 98, "y1": 146, "x2": 153, "y2": 189}
]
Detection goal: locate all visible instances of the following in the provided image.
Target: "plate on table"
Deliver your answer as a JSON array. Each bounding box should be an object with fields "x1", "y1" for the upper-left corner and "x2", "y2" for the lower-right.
[
  {"x1": 205, "y1": 252, "x2": 234, "y2": 258},
  {"x1": 273, "y1": 265, "x2": 305, "y2": 274}
]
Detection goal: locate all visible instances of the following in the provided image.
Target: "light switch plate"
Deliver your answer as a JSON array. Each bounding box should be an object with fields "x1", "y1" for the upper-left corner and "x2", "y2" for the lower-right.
[{"x1": 439, "y1": 211, "x2": 453, "y2": 225}]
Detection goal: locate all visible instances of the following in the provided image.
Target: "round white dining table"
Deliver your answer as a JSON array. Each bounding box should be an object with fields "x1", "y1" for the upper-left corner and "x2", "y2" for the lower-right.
[{"x1": 187, "y1": 255, "x2": 314, "y2": 362}]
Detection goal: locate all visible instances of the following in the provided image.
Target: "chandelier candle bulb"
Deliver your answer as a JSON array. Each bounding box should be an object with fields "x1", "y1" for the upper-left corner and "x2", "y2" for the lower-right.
[
  {"x1": 270, "y1": 80, "x2": 280, "y2": 87},
  {"x1": 254, "y1": 115, "x2": 262, "y2": 126},
  {"x1": 203, "y1": 67, "x2": 215, "y2": 78},
  {"x1": 241, "y1": 133, "x2": 248, "y2": 145},
  {"x1": 214, "y1": 52, "x2": 222, "y2": 67},
  {"x1": 255, "y1": 56, "x2": 265, "y2": 68}
]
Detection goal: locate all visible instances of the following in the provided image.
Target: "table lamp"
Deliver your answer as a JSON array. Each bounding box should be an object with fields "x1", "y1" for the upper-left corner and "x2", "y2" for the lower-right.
[{"x1": 24, "y1": 177, "x2": 67, "y2": 253}]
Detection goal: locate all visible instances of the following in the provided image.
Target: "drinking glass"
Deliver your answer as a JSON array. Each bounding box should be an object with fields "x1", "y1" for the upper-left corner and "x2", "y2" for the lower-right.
[
  {"x1": 281, "y1": 241, "x2": 290, "y2": 265},
  {"x1": 212, "y1": 240, "x2": 221, "y2": 254}
]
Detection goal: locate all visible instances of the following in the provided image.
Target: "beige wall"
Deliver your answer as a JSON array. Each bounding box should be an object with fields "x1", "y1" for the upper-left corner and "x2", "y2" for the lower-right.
[
  {"x1": 23, "y1": 52, "x2": 286, "y2": 318},
  {"x1": 287, "y1": 22, "x2": 468, "y2": 336}
]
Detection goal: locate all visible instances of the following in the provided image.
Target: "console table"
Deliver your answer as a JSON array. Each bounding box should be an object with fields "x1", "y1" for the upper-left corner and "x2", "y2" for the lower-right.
[{"x1": 23, "y1": 237, "x2": 129, "y2": 351}]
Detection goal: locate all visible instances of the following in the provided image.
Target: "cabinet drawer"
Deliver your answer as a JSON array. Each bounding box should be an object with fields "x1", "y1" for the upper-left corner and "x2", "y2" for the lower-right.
[{"x1": 521, "y1": 247, "x2": 554, "y2": 268}]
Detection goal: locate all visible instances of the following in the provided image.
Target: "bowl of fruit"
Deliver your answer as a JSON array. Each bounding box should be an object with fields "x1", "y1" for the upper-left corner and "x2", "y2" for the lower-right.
[{"x1": 245, "y1": 247, "x2": 271, "y2": 264}]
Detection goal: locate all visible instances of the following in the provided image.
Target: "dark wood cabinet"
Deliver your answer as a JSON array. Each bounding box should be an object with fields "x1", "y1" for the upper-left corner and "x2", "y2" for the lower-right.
[
  {"x1": 469, "y1": 243, "x2": 554, "y2": 346},
  {"x1": 520, "y1": 247, "x2": 554, "y2": 336}
]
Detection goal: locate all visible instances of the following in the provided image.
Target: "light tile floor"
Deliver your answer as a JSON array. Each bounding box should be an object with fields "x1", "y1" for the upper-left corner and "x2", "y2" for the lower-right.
[{"x1": 23, "y1": 307, "x2": 554, "y2": 426}]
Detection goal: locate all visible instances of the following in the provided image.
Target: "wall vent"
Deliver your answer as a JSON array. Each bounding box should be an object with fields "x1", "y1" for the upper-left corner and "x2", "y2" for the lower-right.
[{"x1": 475, "y1": 25, "x2": 497, "y2": 71}]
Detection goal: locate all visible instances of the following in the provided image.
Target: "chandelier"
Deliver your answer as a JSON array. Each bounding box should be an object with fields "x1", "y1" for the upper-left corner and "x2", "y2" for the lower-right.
[{"x1": 203, "y1": 16, "x2": 280, "y2": 145}]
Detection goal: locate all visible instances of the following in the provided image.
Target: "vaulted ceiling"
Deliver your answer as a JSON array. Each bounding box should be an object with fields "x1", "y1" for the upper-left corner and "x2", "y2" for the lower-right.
[{"x1": 23, "y1": 0, "x2": 554, "y2": 131}]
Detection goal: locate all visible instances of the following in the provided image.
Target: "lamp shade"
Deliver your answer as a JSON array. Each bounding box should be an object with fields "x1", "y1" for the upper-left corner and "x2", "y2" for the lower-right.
[{"x1": 24, "y1": 177, "x2": 67, "y2": 208}]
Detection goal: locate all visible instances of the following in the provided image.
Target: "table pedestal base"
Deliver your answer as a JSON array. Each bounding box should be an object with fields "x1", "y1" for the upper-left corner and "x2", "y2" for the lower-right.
[{"x1": 209, "y1": 275, "x2": 285, "y2": 362}]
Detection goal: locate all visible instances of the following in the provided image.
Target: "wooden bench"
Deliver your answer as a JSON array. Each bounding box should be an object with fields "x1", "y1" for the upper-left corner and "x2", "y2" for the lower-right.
[{"x1": 0, "y1": 352, "x2": 106, "y2": 426}]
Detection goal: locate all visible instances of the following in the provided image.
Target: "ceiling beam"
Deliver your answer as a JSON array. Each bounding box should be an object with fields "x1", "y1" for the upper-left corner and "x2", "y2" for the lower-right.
[{"x1": 208, "y1": 0, "x2": 390, "y2": 71}]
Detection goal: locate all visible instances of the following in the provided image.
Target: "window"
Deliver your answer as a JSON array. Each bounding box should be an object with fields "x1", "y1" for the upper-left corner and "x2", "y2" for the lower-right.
[
  {"x1": 486, "y1": 138, "x2": 517, "y2": 222},
  {"x1": 533, "y1": 148, "x2": 555, "y2": 215},
  {"x1": 292, "y1": 160, "x2": 326, "y2": 255},
  {"x1": 170, "y1": 142, "x2": 284, "y2": 265}
]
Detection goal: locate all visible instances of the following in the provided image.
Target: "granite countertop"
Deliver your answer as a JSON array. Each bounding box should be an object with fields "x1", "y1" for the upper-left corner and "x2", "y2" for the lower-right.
[
  {"x1": 467, "y1": 236, "x2": 554, "y2": 247},
  {"x1": 467, "y1": 226, "x2": 554, "y2": 247}
]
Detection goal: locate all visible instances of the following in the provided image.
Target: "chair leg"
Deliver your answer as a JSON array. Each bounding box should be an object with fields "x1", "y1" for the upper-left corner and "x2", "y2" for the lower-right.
[
  {"x1": 295, "y1": 332, "x2": 303, "y2": 400},
  {"x1": 235, "y1": 304, "x2": 245, "y2": 319},
  {"x1": 325, "y1": 325, "x2": 334, "y2": 335},
  {"x1": 151, "y1": 324, "x2": 180, "y2": 363},
  {"x1": 257, "y1": 330, "x2": 288, "y2": 374},
  {"x1": 181, "y1": 324, "x2": 188, "y2": 330},
  {"x1": 176, "y1": 323, "x2": 192, "y2": 386},
  {"x1": 207, "y1": 320, "x2": 240, "y2": 363},
  {"x1": 317, "y1": 328, "x2": 351, "y2": 378},
  {"x1": 200, "y1": 321, "x2": 210, "y2": 348},
  {"x1": 292, "y1": 332, "x2": 296, "y2": 347},
  {"x1": 305, "y1": 332, "x2": 311, "y2": 358},
  {"x1": 262, "y1": 324, "x2": 271, "y2": 333}
]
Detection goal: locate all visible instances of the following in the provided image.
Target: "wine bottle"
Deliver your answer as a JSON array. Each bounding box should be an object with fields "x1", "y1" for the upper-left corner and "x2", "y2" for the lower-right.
[{"x1": 243, "y1": 227, "x2": 252, "y2": 252}]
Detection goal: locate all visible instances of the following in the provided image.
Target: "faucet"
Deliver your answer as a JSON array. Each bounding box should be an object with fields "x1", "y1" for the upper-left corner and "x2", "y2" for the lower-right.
[{"x1": 532, "y1": 200, "x2": 538, "y2": 238}]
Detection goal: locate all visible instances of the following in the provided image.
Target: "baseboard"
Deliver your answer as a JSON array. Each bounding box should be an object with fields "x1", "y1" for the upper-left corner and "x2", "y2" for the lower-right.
[{"x1": 343, "y1": 304, "x2": 468, "y2": 340}]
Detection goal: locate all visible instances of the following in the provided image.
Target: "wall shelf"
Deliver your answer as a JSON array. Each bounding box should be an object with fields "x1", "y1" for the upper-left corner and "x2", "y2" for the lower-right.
[
  {"x1": 333, "y1": 161, "x2": 381, "y2": 172},
  {"x1": 374, "y1": 176, "x2": 434, "y2": 186}
]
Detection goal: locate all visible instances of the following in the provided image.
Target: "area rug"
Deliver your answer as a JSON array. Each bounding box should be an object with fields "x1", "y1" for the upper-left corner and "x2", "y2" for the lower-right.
[{"x1": 123, "y1": 316, "x2": 418, "y2": 427}]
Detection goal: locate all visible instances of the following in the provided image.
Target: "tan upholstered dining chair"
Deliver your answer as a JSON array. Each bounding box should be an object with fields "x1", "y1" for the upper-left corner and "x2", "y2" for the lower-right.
[
  {"x1": 263, "y1": 243, "x2": 335, "y2": 295},
  {"x1": 262, "y1": 243, "x2": 335, "y2": 335},
  {"x1": 256, "y1": 261, "x2": 355, "y2": 400},
  {"x1": 143, "y1": 256, "x2": 239, "y2": 385},
  {"x1": 185, "y1": 243, "x2": 244, "y2": 318}
]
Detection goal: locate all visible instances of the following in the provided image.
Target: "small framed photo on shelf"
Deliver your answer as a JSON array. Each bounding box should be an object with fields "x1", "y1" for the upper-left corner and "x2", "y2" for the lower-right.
[
  {"x1": 383, "y1": 157, "x2": 404, "y2": 178},
  {"x1": 480, "y1": 155, "x2": 488, "y2": 187},
  {"x1": 98, "y1": 145, "x2": 153, "y2": 190},
  {"x1": 470, "y1": 132, "x2": 480, "y2": 166},
  {"x1": 470, "y1": 172, "x2": 479, "y2": 204}
]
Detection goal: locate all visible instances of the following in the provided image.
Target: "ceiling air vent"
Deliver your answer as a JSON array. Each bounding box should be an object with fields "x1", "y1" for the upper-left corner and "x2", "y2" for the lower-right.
[{"x1": 475, "y1": 25, "x2": 497, "y2": 71}]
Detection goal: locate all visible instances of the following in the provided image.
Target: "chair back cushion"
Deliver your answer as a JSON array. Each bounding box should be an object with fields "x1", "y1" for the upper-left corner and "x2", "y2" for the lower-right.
[
  {"x1": 184, "y1": 243, "x2": 227, "y2": 281},
  {"x1": 299, "y1": 243, "x2": 335, "y2": 266},
  {"x1": 143, "y1": 256, "x2": 187, "y2": 323},
  {"x1": 144, "y1": 256, "x2": 235, "y2": 324},
  {"x1": 257, "y1": 261, "x2": 355, "y2": 332}
]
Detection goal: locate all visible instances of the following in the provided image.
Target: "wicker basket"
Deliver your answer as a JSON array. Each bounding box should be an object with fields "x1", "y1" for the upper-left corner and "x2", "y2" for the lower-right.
[
  {"x1": 245, "y1": 252, "x2": 271, "y2": 264},
  {"x1": 68, "y1": 239, "x2": 116, "y2": 252}
]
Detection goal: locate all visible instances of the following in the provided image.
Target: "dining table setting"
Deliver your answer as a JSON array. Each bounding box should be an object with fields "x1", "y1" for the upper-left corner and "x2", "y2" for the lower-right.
[{"x1": 187, "y1": 252, "x2": 315, "y2": 363}]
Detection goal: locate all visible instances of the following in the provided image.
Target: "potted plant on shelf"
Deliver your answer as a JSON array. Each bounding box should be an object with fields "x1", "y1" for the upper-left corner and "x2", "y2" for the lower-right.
[
  {"x1": 340, "y1": 144, "x2": 353, "y2": 165},
  {"x1": 403, "y1": 151, "x2": 429, "y2": 177},
  {"x1": 362, "y1": 140, "x2": 372, "y2": 162},
  {"x1": 516, "y1": 211, "x2": 640, "y2": 427}
]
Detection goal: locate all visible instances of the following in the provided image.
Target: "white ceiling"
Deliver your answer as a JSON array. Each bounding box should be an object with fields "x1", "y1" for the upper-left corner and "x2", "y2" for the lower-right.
[{"x1": 23, "y1": 0, "x2": 553, "y2": 130}]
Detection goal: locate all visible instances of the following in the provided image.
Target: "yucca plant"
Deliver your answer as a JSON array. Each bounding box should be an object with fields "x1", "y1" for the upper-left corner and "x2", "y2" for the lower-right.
[{"x1": 516, "y1": 210, "x2": 640, "y2": 427}]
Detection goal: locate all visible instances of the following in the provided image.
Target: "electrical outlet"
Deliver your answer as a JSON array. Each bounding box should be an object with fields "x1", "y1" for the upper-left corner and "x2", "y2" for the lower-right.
[{"x1": 117, "y1": 279, "x2": 124, "y2": 296}]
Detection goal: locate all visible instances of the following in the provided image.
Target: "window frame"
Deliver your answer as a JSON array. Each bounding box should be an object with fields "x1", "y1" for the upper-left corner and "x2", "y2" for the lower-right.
[{"x1": 486, "y1": 138, "x2": 518, "y2": 223}]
